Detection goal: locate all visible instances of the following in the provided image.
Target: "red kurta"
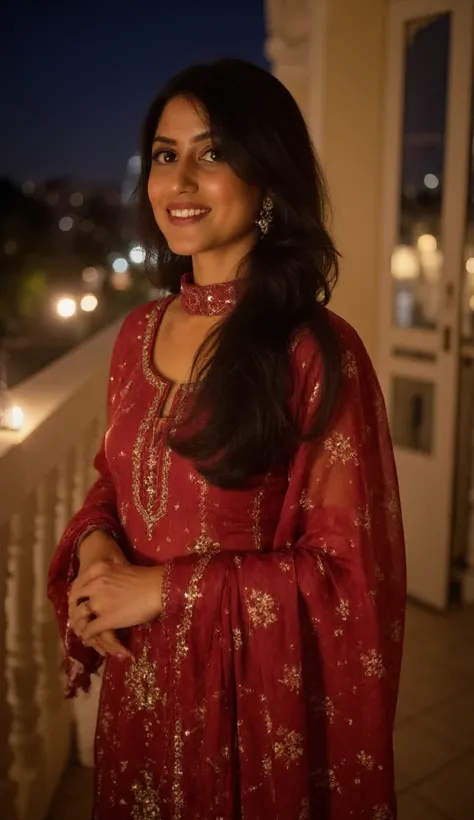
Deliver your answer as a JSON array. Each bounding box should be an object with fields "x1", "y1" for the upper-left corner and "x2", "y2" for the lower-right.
[{"x1": 48, "y1": 296, "x2": 406, "y2": 820}]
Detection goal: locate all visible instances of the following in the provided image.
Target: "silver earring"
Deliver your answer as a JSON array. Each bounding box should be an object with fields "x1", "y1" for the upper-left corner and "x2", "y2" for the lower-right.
[{"x1": 256, "y1": 196, "x2": 274, "y2": 237}]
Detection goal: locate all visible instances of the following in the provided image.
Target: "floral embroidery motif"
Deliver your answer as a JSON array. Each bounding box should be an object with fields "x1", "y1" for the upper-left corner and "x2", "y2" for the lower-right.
[
  {"x1": 232, "y1": 628, "x2": 243, "y2": 650},
  {"x1": 300, "y1": 489, "x2": 315, "y2": 511},
  {"x1": 335, "y1": 599, "x2": 350, "y2": 621},
  {"x1": 246, "y1": 588, "x2": 278, "y2": 629},
  {"x1": 279, "y1": 664, "x2": 302, "y2": 693},
  {"x1": 187, "y1": 475, "x2": 220, "y2": 555},
  {"x1": 130, "y1": 772, "x2": 161, "y2": 819},
  {"x1": 357, "y1": 751, "x2": 375, "y2": 770},
  {"x1": 324, "y1": 432, "x2": 359, "y2": 466},
  {"x1": 360, "y1": 649, "x2": 385, "y2": 678},
  {"x1": 125, "y1": 644, "x2": 165, "y2": 712},
  {"x1": 273, "y1": 726, "x2": 304, "y2": 766}
]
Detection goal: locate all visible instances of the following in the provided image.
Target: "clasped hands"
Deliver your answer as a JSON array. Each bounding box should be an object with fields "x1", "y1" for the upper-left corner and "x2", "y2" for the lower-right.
[{"x1": 68, "y1": 532, "x2": 165, "y2": 659}]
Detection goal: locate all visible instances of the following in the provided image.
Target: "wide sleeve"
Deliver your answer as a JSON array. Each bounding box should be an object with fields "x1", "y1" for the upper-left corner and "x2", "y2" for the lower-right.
[
  {"x1": 47, "y1": 318, "x2": 129, "y2": 696},
  {"x1": 160, "y1": 323, "x2": 406, "y2": 819}
]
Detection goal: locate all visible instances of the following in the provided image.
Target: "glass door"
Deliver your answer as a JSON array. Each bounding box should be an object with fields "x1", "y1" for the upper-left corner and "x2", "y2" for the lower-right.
[{"x1": 378, "y1": 0, "x2": 474, "y2": 608}]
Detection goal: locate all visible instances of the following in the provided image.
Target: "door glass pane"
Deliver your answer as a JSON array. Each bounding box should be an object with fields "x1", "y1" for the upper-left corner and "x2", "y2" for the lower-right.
[
  {"x1": 392, "y1": 13, "x2": 451, "y2": 330},
  {"x1": 462, "y1": 77, "x2": 474, "y2": 340}
]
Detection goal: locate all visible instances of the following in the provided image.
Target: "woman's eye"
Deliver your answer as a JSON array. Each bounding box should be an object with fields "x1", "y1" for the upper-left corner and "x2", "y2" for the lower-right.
[
  {"x1": 202, "y1": 147, "x2": 224, "y2": 163},
  {"x1": 152, "y1": 149, "x2": 176, "y2": 164}
]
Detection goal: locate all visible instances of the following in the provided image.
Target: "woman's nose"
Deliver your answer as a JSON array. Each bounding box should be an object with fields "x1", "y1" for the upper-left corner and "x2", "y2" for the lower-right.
[{"x1": 170, "y1": 157, "x2": 198, "y2": 194}]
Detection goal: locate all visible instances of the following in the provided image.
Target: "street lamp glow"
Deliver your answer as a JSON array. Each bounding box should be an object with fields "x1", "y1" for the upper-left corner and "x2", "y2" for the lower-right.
[
  {"x1": 80, "y1": 294, "x2": 98, "y2": 312},
  {"x1": 112, "y1": 257, "x2": 128, "y2": 273},
  {"x1": 417, "y1": 234, "x2": 437, "y2": 253},
  {"x1": 129, "y1": 245, "x2": 145, "y2": 264},
  {"x1": 424, "y1": 173, "x2": 439, "y2": 190},
  {"x1": 56, "y1": 297, "x2": 77, "y2": 318},
  {"x1": 466, "y1": 257, "x2": 474, "y2": 275},
  {"x1": 59, "y1": 216, "x2": 74, "y2": 232}
]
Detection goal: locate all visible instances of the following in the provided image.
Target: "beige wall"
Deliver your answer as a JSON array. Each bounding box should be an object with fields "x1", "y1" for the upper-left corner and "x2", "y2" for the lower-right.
[{"x1": 313, "y1": 0, "x2": 388, "y2": 358}]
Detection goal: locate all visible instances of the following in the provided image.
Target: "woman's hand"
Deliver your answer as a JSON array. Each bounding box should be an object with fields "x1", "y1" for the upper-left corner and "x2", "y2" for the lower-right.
[
  {"x1": 69, "y1": 530, "x2": 133, "y2": 659},
  {"x1": 69, "y1": 561, "x2": 165, "y2": 646}
]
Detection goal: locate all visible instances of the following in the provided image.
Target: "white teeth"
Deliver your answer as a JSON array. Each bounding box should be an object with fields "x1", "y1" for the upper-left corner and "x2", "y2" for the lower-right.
[{"x1": 169, "y1": 208, "x2": 208, "y2": 218}]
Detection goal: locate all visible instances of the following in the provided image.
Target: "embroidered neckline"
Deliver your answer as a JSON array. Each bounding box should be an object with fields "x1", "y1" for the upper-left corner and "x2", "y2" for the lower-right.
[{"x1": 179, "y1": 272, "x2": 239, "y2": 316}]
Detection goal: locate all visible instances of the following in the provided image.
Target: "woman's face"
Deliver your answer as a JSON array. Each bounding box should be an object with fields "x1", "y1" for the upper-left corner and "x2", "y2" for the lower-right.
[{"x1": 147, "y1": 96, "x2": 261, "y2": 260}]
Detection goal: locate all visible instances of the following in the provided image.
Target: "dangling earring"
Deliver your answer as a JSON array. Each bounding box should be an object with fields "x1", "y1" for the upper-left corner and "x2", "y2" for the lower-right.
[{"x1": 256, "y1": 196, "x2": 274, "y2": 237}]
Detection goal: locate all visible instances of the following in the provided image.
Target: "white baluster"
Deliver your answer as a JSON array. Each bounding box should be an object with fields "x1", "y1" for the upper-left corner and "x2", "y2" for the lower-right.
[
  {"x1": 33, "y1": 477, "x2": 72, "y2": 807},
  {"x1": 0, "y1": 522, "x2": 18, "y2": 820},
  {"x1": 6, "y1": 501, "x2": 43, "y2": 818}
]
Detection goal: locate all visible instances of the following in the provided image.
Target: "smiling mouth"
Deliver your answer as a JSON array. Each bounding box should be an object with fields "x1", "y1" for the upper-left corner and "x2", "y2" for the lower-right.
[{"x1": 167, "y1": 207, "x2": 211, "y2": 225}]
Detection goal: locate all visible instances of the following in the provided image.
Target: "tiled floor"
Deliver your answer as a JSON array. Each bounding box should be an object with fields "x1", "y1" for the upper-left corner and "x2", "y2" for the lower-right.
[{"x1": 47, "y1": 602, "x2": 474, "y2": 819}]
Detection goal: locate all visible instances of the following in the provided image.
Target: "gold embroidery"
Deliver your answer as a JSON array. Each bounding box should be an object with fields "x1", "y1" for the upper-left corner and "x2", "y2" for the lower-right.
[
  {"x1": 187, "y1": 475, "x2": 220, "y2": 555},
  {"x1": 130, "y1": 771, "x2": 161, "y2": 819},
  {"x1": 263, "y1": 755, "x2": 272, "y2": 776},
  {"x1": 342, "y1": 350, "x2": 358, "y2": 378},
  {"x1": 232, "y1": 628, "x2": 243, "y2": 650},
  {"x1": 300, "y1": 489, "x2": 314, "y2": 511},
  {"x1": 312, "y1": 695, "x2": 335, "y2": 723},
  {"x1": 373, "y1": 806, "x2": 394, "y2": 820},
  {"x1": 278, "y1": 557, "x2": 293, "y2": 572},
  {"x1": 357, "y1": 751, "x2": 375, "y2": 770},
  {"x1": 354, "y1": 504, "x2": 371, "y2": 530},
  {"x1": 279, "y1": 664, "x2": 302, "y2": 693},
  {"x1": 171, "y1": 555, "x2": 212, "y2": 820},
  {"x1": 175, "y1": 556, "x2": 212, "y2": 667},
  {"x1": 260, "y1": 693, "x2": 273, "y2": 734},
  {"x1": 252, "y1": 473, "x2": 271, "y2": 551},
  {"x1": 324, "y1": 432, "x2": 359, "y2": 466},
  {"x1": 335, "y1": 599, "x2": 350, "y2": 621},
  {"x1": 309, "y1": 380, "x2": 320, "y2": 404},
  {"x1": 132, "y1": 388, "x2": 170, "y2": 540},
  {"x1": 273, "y1": 726, "x2": 304, "y2": 766},
  {"x1": 360, "y1": 649, "x2": 385, "y2": 678},
  {"x1": 125, "y1": 644, "x2": 166, "y2": 712},
  {"x1": 246, "y1": 588, "x2": 278, "y2": 629}
]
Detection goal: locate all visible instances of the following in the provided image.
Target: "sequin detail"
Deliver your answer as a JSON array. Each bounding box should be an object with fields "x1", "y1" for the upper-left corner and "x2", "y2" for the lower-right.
[
  {"x1": 245, "y1": 588, "x2": 278, "y2": 629},
  {"x1": 130, "y1": 771, "x2": 161, "y2": 819},
  {"x1": 180, "y1": 272, "x2": 239, "y2": 316},
  {"x1": 125, "y1": 644, "x2": 166, "y2": 712}
]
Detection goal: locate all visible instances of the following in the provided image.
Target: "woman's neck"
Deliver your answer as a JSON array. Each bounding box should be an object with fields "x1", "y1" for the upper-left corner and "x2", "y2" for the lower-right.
[{"x1": 191, "y1": 235, "x2": 255, "y2": 286}]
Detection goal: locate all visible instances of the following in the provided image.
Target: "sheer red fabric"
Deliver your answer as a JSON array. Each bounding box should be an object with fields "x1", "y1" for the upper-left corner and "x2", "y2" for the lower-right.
[{"x1": 48, "y1": 297, "x2": 406, "y2": 820}]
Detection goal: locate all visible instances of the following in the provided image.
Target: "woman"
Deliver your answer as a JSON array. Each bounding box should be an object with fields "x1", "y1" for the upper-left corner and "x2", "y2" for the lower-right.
[{"x1": 48, "y1": 58, "x2": 406, "y2": 819}]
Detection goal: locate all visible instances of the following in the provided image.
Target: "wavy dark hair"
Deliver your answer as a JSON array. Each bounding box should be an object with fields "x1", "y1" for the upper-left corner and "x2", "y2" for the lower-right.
[{"x1": 136, "y1": 58, "x2": 341, "y2": 488}]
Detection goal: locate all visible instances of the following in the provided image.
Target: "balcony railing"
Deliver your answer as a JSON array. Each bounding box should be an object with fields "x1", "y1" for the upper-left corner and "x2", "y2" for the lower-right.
[{"x1": 0, "y1": 321, "x2": 118, "y2": 820}]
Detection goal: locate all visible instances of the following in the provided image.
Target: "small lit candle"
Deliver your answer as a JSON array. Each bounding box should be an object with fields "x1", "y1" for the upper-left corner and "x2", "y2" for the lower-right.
[{"x1": 2, "y1": 405, "x2": 24, "y2": 431}]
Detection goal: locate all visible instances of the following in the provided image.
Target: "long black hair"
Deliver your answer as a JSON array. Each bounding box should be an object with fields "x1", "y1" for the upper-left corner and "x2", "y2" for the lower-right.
[{"x1": 136, "y1": 58, "x2": 341, "y2": 489}]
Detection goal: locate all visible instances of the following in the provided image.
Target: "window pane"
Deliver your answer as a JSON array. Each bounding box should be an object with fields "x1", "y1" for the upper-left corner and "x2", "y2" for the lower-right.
[{"x1": 392, "y1": 13, "x2": 451, "y2": 330}]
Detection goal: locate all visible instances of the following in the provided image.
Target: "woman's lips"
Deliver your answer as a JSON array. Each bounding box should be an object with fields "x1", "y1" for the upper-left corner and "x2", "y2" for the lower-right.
[{"x1": 167, "y1": 207, "x2": 211, "y2": 226}]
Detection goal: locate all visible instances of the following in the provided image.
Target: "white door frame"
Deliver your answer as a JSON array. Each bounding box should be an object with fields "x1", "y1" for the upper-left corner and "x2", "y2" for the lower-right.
[{"x1": 378, "y1": 0, "x2": 474, "y2": 608}]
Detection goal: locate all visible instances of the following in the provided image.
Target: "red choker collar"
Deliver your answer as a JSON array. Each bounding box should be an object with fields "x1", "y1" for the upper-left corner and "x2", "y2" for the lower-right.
[{"x1": 180, "y1": 273, "x2": 239, "y2": 316}]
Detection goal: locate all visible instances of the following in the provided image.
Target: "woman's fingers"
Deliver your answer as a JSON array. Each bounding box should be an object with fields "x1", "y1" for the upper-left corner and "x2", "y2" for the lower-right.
[{"x1": 97, "y1": 630, "x2": 133, "y2": 659}]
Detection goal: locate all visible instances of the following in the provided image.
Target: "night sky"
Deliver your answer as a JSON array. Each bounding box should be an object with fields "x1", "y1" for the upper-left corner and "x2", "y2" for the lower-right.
[{"x1": 0, "y1": 0, "x2": 268, "y2": 186}]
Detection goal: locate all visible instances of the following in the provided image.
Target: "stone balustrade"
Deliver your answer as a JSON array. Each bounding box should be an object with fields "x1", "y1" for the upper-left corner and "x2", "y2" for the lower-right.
[{"x1": 0, "y1": 321, "x2": 119, "y2": 820}]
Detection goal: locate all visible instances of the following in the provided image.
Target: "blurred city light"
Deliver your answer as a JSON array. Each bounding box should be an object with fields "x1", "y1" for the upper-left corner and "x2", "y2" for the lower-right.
[
  {"x1": 130, "y1": 245, "x2": 145, "y2": 264},
  {"x1": 391, "y1": 245, "x2": 419, "y2": 280},
  {"x1": 80, "y1": 219, "x2": 95, "y2": 233},
  {"x1": 47, "y1": 192, "x2": 60, "y2": 206},
  {"x1": 56, "y1": 297, "x2": 77, "y2": 318},
  {"x1": 80, "y1": 294, "x2": 98, "y2": 312},
  {"x1": 70, "y1": 191, "x2": 84, "y2": 207},
  {"x1": 424, "y1": 173, "x2": 439, "y2": 190},
  {"x1": 417, "y1": 234, "x2": 437, "y2": 253},
  {"x1": 59, "y1": 216, "x2": 74, "y2": 232},
  {"x1": 4, "y1": 239, "x2": 18, "y2": 255},
  {"x1": 112, "y1": 257, "x2": 128, "y2": 273},
  {"x1": 466, "y1": 257, "x2": 474, "y2": 275},
  {"x1": 8, "y1": 406, "x2": 24, "y2": 430},
  {"x1": 128, "y1": 155, "x2": 141, "y2": 173}
]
